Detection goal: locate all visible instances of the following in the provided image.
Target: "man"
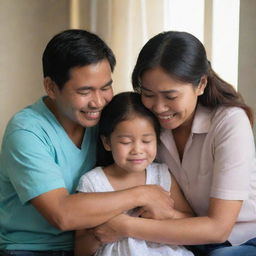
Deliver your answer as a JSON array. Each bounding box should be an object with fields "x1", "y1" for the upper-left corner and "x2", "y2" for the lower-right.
[{"x1": 0, "y1": 29, "x2": 173, "y2": 256}]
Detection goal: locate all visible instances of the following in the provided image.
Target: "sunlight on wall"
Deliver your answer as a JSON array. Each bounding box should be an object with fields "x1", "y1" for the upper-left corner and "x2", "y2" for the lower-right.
[
  {"x1": 167, "y1": 0, "x2": 205, "y2": 42},
  {"x1": 212, "y1": 0, "x2": 240, "y2": 88},
  {"x1": 165, "y1": 0, "x2": 240, "y2": 89},
  {"x1": 70, "y1": 0, "x2": 80, "y2": 28}
]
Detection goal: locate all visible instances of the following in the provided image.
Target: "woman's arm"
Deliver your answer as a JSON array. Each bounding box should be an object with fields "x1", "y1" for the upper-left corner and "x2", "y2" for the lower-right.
[
  {"x1": 139, "y1": 173, "x2": 194, "y2": 220},
  {"x1": 123, "y1": 198, "x2": 242, "y2": 245},
  {"x1": 93, "y1": 198, "x2": 242, "y2": 245},
  {"x1": 75, "y1": 229, "x2": 101, "y2": 256},
  {"x1": 168, "y1": 174, "x2": 194, "y2": 218}
]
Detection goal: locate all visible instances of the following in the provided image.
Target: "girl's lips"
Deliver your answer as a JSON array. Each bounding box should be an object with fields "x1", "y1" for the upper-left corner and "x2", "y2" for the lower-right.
[{"x1": 128, "y1": 159, "x2": 145, "y2": 163}]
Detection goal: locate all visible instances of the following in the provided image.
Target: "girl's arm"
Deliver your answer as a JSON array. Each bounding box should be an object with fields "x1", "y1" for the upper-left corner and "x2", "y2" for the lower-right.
[
  {"x1": 121, "y1": 198, "x2": 242, "y2": 245},
  {"x1": 75, "y1": 229, "x2": 101, "y2": 256}
]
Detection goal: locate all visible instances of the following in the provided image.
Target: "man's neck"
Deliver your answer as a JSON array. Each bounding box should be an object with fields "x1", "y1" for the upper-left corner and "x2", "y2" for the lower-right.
[{"x1": 44, "y1": 97, "x2": 85, "y2": 148}]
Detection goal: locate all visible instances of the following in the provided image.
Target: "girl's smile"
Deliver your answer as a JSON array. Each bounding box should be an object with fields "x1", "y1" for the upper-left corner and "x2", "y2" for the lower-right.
[{"x1": 102, "y1": 115, "x2": 157, "y2": 175}]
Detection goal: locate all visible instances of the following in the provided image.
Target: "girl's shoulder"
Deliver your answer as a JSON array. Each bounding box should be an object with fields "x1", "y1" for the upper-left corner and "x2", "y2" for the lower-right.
[
  {"x1": 147, "y1": 163, "x2": 171, "y2": 191},
  {"x1": 77, "y1": 166, "x2": 108, "y2": 192}
]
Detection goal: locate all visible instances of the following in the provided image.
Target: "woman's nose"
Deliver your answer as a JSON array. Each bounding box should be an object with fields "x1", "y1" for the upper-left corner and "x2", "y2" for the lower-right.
[{"x1": 152, "y1": 98, "x2": 169, "y2": 113}]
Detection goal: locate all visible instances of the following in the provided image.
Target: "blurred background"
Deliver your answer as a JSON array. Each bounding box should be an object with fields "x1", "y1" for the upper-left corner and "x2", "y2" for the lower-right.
[{"x1": 0, "y1": 0, "x2": 255, "y2": 143}]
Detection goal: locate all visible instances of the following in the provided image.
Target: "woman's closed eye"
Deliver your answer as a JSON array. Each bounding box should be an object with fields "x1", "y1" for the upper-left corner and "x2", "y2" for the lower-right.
[
  {"x1": 141, "y1": 91, "x2": 155, "y2": 98},
  {"x1": 166, "y1": 95, "x2": 177, "y2": 100},
  {"x1": 142, "y1": 140, "x2": 153, "y2": 144}
]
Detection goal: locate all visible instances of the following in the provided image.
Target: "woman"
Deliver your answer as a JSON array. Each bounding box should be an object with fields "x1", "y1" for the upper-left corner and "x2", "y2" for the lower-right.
[{"x1": 92, "y1": 31, "x2": 256, "y2": 256}]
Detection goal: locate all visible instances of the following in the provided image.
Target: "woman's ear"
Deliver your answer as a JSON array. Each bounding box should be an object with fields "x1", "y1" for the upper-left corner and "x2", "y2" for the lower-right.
[
  {"x1": 197, "y1": 75, "x2": 207, "y2": 96},
  {"x1": 101, "y1": 135, "x2": 111, "y2": 151},
  {"x1": 44, "y1": 77, "x2": 59, "y2": 99}
]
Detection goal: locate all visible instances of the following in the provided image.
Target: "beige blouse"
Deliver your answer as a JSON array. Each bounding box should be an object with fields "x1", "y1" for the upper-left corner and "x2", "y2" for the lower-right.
[{"x1": 158, "y1": 104, "x2": 256, "y2": 245}]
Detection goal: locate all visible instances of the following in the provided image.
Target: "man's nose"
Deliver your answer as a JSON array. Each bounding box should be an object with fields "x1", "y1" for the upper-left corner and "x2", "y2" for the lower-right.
[{"x1": 89, "y1": 91, "x2": 104, "y2": 108}]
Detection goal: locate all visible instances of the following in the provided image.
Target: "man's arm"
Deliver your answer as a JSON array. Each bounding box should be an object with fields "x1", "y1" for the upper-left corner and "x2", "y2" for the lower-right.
[
  {"x1": 31, "y1": 184, "x2": 174, "y2": 231},
  {"x1": 4, "y1": 130, "x2": 174, "y2": 231}
]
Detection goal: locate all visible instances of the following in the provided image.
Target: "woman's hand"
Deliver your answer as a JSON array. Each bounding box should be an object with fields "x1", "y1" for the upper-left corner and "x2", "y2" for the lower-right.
[{"x1": 92, "y1": 214, "x2": 130, "y2": 244}]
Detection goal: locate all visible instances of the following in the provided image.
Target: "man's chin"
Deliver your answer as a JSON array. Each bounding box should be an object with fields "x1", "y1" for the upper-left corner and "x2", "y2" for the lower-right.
[{"x1": 80, "y1": 119, "x2": 100, "y2": 128}]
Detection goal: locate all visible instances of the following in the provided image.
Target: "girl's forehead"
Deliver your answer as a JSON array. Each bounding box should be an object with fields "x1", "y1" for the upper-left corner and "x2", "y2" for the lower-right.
[{"x1": 114, "y1": 115, "x2": 154, "y2": 128}]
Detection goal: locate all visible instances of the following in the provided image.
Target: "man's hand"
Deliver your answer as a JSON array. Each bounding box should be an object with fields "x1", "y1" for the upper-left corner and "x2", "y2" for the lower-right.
[{"x1": 138, "y1": 185, "x2": 175, "y2": 219}]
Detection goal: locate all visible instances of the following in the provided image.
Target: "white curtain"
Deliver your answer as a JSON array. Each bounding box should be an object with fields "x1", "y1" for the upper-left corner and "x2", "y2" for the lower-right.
[
  {"x1": 70, "y1": 0, "x2": 166, "y2": 93},
  {"x1": 70, "y1": 0, "x2": 242, "y2": 92}
]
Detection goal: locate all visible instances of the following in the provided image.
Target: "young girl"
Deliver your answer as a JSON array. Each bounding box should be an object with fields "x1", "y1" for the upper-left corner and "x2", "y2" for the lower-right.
[{"x1": 75, "y1": 92, "x2": 194, "y2": 256}]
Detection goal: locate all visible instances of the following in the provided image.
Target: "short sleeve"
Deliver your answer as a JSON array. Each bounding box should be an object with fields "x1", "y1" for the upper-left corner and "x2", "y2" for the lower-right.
[
  {"x1": 211, "y1": 109, "x2": 255, "y2": 200},
  {"x1": 2, "y1": 130, "x2": 65, "y2": 204},
  {"x1": 147, "y1": 163, "x2": 171, "y2": 191},
  {"x1": 76, "y1": 174, "x2": 96, "y2": 193}
]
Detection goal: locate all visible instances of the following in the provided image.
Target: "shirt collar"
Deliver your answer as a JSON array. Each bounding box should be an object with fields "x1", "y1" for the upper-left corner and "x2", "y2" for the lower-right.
[{"x1": 191, "y1": 104, "x2": 212, "y2": 134}]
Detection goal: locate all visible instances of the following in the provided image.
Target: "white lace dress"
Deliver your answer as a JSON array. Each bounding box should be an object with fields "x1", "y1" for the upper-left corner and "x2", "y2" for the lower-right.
[{"x1": 77, "y1": 162, "x2": 194, "y2": 256}]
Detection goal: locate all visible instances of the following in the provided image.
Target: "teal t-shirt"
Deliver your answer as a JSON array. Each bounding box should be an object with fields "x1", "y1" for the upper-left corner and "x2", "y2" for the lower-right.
[{"x1": 0, "y1": 97, "x2": 98, "y2": 250}]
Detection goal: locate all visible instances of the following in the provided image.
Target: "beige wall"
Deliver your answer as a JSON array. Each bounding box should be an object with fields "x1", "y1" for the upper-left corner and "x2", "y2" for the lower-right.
[
  {"x1": 0, "y1": 0, "x2": 255, "y2": 143},
  {"x1": 0, "y1": 0, "x2": 70, "y2": 142},
  {"x1": 238, "y1": 0, "x2": 256, "y2": 136}
]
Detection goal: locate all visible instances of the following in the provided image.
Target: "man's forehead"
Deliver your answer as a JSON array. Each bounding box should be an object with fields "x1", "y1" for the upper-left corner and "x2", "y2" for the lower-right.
[{"x1": 75, "y1": 80, "x2": 113, "y2": 91}]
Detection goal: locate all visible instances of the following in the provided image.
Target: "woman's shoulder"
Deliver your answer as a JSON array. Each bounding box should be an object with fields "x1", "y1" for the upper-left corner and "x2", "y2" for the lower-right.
[{"x1": 211, "y1": 106, "x2": 251, "y2": 130}]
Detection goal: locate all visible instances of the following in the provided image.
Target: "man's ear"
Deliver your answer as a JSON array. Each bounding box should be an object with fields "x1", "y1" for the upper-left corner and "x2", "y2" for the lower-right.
[
  {"x1": 44, "y1": 77, "x2": 59, "y2": 99},
  {"x1": 197, "y1": 75, "x2": 207, "y2": 96},
  {"x1": 101, "y1": 135, "x2": 111, "y2": 151}
]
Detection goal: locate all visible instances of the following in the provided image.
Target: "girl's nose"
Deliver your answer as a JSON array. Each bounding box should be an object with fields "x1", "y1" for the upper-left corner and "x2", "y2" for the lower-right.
[{"x1": 131, "y1": 142, "x2": 143, "y2": 154}]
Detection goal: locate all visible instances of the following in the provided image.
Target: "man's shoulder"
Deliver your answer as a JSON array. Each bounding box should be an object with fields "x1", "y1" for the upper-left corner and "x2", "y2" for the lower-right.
[
  {"x1": 1, "y1": 98, "x2": 60, "y2": 149},
  {"x1": 5, "y1": 98, "x2": 55, "y2": 136}
]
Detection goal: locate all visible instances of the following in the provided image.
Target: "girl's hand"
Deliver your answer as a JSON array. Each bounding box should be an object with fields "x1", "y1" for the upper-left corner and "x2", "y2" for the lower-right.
[{"x1": 92, "y1": 214, "x2": 129, "y2": 244}]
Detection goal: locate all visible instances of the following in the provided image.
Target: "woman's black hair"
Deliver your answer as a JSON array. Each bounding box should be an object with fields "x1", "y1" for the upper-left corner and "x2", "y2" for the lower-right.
[
  {"x1": 132, "y1": 31, "x2": 253, "y2": 126},
  {"x1": 96, "y1": 92, "x2": 161, "y2": 167}
]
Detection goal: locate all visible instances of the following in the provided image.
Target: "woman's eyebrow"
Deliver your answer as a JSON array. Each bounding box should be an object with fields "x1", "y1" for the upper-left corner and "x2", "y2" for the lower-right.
[{"x1": 141, "y1": 86, "x2": 178, "y2": 94}]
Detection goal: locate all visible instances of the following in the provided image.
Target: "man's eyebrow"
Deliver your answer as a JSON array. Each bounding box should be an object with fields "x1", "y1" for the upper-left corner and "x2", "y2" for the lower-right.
[
  {"x1": 77, "y1": 80, "x2": 113, "y2": 91},
  {"x1": 102, "y1": 79, "x2": 113, "y2": 88}
]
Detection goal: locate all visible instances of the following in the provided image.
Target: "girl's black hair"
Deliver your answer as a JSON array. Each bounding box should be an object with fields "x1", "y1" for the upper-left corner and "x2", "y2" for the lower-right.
[
  {"x1": 96, "y1": 92, "x2": 161, "y2": 166},
  {"x1": 132, "y1": 31, "x2": 253, "y2": 126}
]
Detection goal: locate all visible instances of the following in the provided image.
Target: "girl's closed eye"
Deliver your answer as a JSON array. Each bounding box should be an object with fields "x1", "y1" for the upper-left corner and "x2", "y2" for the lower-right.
[{"x1": 119, "y1": 139, "x2": 132, "y2": 145}]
